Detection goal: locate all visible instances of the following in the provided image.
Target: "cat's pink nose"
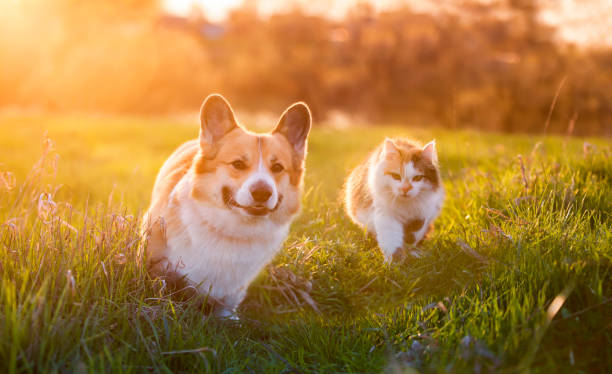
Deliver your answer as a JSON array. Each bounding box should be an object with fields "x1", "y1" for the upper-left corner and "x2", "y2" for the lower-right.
[{"x1": 400, "y1": 184, "x2": 412, "y2": 194}]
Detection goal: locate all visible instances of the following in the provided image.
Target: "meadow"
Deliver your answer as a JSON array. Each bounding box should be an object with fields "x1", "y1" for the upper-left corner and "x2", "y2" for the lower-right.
[{"x1": 0, "y1": 114, "x2": 610, "y2": 373}]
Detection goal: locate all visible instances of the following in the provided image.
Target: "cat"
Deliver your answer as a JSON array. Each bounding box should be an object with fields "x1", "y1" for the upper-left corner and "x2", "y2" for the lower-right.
[{"x1": 344, "y1": 138, "x2": 444, "y2": 262}]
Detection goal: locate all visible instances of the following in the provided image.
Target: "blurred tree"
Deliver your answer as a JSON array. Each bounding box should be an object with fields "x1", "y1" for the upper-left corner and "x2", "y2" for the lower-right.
[{"x1": 0, "y1": 0, "x2": 610, "y2": 135}]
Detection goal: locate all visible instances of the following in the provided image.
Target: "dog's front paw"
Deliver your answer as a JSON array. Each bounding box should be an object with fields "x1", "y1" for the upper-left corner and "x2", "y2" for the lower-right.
[{"x1": 214, "y1": 306, "x2": 240, "y2": 321}]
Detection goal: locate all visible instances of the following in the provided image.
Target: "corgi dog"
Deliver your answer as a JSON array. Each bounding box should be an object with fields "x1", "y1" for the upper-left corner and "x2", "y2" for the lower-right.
[
  {"x1": 344, "y1": 138, "x2": 444, "y2": 262},
  {"x1": 142, "y1": 94, "x2": 311, "y2": 317}
]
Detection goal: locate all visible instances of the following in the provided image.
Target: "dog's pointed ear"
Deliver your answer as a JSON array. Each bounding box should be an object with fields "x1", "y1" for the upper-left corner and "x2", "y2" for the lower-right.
[
  {"x1": 273, "y1": 102, "x2": 311, "y2": 157},
  {"x1": 199, "y1": 94, "x2": 237, "y2": 147}
]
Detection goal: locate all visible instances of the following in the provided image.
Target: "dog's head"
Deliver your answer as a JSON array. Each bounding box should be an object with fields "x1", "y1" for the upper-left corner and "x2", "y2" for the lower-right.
[{"x1": 191, "y1": 94, "x2": 311, "y2": 225}]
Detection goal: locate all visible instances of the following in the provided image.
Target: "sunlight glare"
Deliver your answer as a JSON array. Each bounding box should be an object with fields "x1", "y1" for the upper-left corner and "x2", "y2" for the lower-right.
[{"x1": 163, "y1": 0, "x2": 243, "y2": 21}]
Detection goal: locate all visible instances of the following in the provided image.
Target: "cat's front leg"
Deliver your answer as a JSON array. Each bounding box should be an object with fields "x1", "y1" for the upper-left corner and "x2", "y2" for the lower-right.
[
  {"x1": 374, "y1": 212, "x2": 404, "y2": 262},
  {"x1": 413, "y1": 220, "x2": 433, "y2": 245},
  {"x1": 403, "y1": 217, "x2": 427, "y2": 245}
]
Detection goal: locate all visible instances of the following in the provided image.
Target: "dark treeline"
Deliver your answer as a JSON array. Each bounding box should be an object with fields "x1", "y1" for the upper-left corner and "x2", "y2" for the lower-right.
[{"x1": 1, "y1": 0, "x2": 611, "y2": 135}]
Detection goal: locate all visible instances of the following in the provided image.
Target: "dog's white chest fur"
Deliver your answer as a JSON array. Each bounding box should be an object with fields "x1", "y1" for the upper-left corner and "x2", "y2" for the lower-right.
[{"x1": 163, "y1": 180, "x2": 289, "y2": 310}]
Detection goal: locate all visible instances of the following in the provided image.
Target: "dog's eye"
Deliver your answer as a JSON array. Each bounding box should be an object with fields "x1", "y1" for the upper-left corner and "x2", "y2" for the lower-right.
[
  {"x1": 271, "y1": 163, "x2": 284, "y2": 173},
  {"x1": 387, "y1": 172, "x2": 401, "y2": 181},
  {"x1": 413, "y1": 175, "x2": 424, "y2": 182},
  {"x1": 231, "y1": 160, "x2": 247, "y2": 170}
]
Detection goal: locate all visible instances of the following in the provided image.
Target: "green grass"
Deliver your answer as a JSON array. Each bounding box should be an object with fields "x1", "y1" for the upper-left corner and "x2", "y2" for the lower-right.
[{"x1": 1, "y1": 113, "x2": 610, "y2": 373}]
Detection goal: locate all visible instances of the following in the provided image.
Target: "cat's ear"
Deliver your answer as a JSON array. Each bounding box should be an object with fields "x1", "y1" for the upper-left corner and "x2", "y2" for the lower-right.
[
  {"x1": 422, "y1": 140, "x2": 438, "y2": 163},
  {"x1": 383, "y1": 138, "x2": 399, "y2": 155}
]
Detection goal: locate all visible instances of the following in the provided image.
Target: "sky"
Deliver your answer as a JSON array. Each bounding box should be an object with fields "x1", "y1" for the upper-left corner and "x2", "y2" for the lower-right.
[
  {"x1": 539, "y1": 0, "x2": 612, "y2": 46},
  {"x1": 163, "y1": 0, "x2": 439, "y2": 21},
  {"x1": 162, "y1": 0, "x2": 612, "y2": 46}
]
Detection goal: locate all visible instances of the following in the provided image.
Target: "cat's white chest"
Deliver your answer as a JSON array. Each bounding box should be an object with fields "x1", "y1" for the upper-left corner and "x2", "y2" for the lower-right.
[{"x1": 393, "y1": 188, "x2": 445, "y2": 222}]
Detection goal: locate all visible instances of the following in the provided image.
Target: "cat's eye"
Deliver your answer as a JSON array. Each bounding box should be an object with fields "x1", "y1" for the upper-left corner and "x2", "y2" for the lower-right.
[
  {"x1": 388, "y1": 172, "x2": 401, "y2": 181},
  {"x1": 271, "y1": 163, "x2": 284, "y2": 173},
  {"x1": 413, "y1": 175, "x2": 424, "y2": 182},
  {"x1": 231, "y1": 160, "x2": 247, "y2": 170}
]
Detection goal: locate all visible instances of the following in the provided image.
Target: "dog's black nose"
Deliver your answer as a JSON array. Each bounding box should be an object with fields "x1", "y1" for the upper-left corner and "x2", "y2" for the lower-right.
[{"x1": 250, "y1": 182, "x2": 272, "y2": 203}]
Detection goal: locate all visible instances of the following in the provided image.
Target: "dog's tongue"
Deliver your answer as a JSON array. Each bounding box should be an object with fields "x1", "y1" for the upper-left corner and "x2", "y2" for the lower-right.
[{"x1": 245, "y1": 205, "x2": 268, "y2": 216}]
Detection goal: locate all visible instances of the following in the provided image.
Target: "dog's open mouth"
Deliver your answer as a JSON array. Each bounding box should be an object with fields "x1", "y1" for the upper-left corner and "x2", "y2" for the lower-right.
[{"x1": 222, "y1": 187, "x2": 282, "y2": 216}]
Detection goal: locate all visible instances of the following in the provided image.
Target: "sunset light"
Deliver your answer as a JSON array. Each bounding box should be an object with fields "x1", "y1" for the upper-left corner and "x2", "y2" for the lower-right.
[
  {"x1": 1, "y1": 0, "x2": 610, "y2": 372},
  {"x1": 163, "y1": 0, "x2": 243, "y2": 21},
  {"x1": 162, "y1": 0, "x2": 612, "y2": 45}
]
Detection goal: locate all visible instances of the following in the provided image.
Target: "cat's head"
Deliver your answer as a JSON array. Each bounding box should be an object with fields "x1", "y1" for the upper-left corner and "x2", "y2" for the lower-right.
[{"x1": 376, "y1": 138, "x2": 440, "y2": 199}]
